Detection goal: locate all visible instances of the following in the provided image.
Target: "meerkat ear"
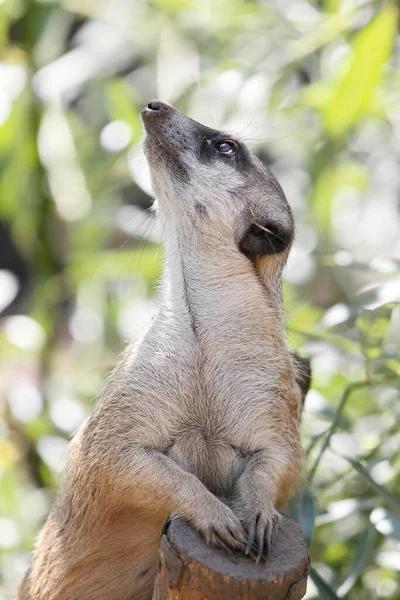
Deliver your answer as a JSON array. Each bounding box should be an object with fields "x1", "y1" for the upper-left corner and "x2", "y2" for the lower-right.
[
  {"x1": 240, "y1": 222, "x2": 292, "y2": 256},
  {"x1": 291, "y1": 352, "x2": 312, "y2": 406}
]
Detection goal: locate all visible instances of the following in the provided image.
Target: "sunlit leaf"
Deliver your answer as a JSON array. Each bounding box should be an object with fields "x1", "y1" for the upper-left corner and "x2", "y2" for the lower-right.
[
  {"x1": 322, "y1": 5, "x2": 398, "y2": 136},
  {"x1": 289, "y1": 10, "x2": 350, "y2": 60},
  {"x1": 310, "y1": 157, "x2": 368, "y2": 233},
  {"x1": 371, "y1": 508, "x2": 400, "y2": 541}
]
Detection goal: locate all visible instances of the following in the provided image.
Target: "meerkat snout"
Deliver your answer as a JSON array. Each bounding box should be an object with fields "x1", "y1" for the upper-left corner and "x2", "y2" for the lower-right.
[{"x1": 141, "y1": 101, "x2": 294, "y2": 268}]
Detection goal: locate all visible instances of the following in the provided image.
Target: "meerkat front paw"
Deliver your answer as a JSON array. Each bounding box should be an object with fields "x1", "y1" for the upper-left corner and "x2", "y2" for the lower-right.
[
  {"x1": 190, "y1": 499, "x2": 248, "y2": 556},
  {"x1": 241, "y1": 505, "x2": 282, "y2": 563}
]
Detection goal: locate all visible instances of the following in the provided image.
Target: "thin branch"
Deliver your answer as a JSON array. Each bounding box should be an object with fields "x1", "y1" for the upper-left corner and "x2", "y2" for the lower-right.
[{"x1": 307, "y1": 379, "x2": 386, "y2": 484}]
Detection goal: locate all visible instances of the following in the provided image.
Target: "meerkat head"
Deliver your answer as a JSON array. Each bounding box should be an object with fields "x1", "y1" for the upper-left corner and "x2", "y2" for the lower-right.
[{"x1": 141, "y1": 100, "x2": 294, "y2": 279}]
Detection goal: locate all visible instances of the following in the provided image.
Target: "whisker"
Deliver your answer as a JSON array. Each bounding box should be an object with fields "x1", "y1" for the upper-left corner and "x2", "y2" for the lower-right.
[
  {"x1": 254, "y1": 222, "x2": 277, "y2": 254},
  {"x1": 129, "y1": 156, "x2": 146, "y2": 165},
  {"x1": 233, "y1": 108, "x2": 260, "y2": 138},
  {"x1": 117, "y1": 205, "x2": 154, "y2": 232},
  {"x1": 130, "y1": 218, "x2": 157, "y2": 298},
  {"x1": 154, "y1": 217, "x2": 167, "y2": 262},
  {"x1": 266, "y1": 235, "x2": 277, "y2": 254},
  {"x1": 112, "y1": 209, "x2": 157, "y2": 291},
  {"x1": 254, "y1": 222, "x2": 288, "y2": 246},
  {"x1": 254, "y1": 223, "x2": 274, "y2": 235},
  {"x1": 241, "y1": 132, "x2": 300, "y2": 144}
]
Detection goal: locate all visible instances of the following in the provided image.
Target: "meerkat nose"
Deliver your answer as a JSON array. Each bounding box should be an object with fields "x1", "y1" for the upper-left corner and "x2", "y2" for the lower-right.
[
  {"x1": 147, "y1": 100, "x2": 164, "y2": 111},
  {"x1": 142, "y1": 100, "x2": 172, "y2": 115},
  {"x1": 141, "y1": 101, "x2": 173, "y2": 124}
]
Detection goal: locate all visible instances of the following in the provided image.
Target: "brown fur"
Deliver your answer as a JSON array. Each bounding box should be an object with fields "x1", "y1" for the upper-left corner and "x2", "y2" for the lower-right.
[{"x1": 19, "y1": 102, "x2": 310, "y2": 600}]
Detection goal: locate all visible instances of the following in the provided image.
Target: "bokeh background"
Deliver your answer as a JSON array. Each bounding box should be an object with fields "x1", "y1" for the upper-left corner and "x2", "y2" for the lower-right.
[{"x1": 1, "y1": 0, "x2": 400, "y2": 598}]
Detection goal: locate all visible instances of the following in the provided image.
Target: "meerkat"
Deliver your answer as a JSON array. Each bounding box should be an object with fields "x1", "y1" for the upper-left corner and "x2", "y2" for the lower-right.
[{"x1": 19, "y1": 101, "x2": 311, "y2": 600}]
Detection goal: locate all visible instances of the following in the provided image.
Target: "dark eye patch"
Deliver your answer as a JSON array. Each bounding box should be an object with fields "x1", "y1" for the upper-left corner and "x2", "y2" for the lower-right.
[
  {"x1": 189, "y1": 120, "x2": 251, "y2": 170},
  {"x1": 199, "y1": 136, "x2": 249, "y2": 170}
]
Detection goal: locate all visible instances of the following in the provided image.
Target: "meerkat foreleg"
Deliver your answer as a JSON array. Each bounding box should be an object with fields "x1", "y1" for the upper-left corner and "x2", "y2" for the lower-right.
[
  {"x1": 119, "y1": 446, "x2": 248, "y2": 552},
  {"x1": 231, "y1": 444, "x2": 300, "y2": 562}
]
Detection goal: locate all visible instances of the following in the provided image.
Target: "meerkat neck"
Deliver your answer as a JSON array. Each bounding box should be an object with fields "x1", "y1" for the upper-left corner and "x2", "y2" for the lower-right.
[{"x1": 160, "y1": 225, "x2": 286, "y2": 348}]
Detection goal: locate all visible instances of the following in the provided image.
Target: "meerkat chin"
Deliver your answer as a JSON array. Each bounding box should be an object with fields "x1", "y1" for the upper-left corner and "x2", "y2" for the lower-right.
[{"x1": 19, "y1": 101, "x2": 310, "y2": 600}]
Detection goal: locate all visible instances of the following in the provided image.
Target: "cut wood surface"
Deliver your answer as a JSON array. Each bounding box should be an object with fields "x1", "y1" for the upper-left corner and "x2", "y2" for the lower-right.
[{"x1": 152, "y1": 515, "x2": 309, "y2": 600}]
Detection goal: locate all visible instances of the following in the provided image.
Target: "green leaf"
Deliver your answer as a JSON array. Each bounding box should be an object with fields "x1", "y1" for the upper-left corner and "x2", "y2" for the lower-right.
[
  {"x1": 322, "y1": 5, "x2": 398, "y2": 136},
  {"x1": 337, "y1": 525, "x2": 376, "y2": 597},
  {"x1": 309, "y1": 566, "x2": 340, "y2": 600},
  {"x1": 310, "y1": 158, "x2": 368, "y2": 232},
  {"x1": 289, "y1": 488, "x2": 316, "y2": 547},
  {"x1": 308, "y1": 381, "x2": 372, "y2": 483},
  {"x1": 287, "y1": 326, "x2": 361, "y2": 353},
  {"x1": 343, "y1": 456, "x2": 400, "y2": 515}
]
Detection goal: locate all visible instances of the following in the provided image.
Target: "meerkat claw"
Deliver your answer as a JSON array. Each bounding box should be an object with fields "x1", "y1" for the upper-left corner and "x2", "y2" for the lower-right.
[
  {"x1": 264, "y1": 532, "x2": 271, "y2": 559},
  {"x1": 246, "y1": 523, "x2": 256, "y2": 555},
  {"x1": 215, "y1": 536, "x2": 235, "y2": 557},
  {"x1": 256, "y1": 541, "x2": 263, "y2": 564}
]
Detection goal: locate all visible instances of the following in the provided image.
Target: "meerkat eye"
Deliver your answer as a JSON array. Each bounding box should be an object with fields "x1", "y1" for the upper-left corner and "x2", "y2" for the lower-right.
[{"x1": 216, "y1": 141, "x2": 236, "y2": 156}]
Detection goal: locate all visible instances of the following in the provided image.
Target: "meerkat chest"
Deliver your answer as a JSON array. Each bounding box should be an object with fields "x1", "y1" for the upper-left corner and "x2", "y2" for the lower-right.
[
  {"x1": 167, "y1": 423, "x2": 247, "y2": 496},
  {"x1": 163, "y1": 366, "x2": 282, "y2": 494}
]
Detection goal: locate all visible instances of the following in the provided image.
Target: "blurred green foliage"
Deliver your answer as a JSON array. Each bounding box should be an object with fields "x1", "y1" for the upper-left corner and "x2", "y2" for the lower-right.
[{"x1": 0, "y1": 1, "x2": 400, "y2": 598}]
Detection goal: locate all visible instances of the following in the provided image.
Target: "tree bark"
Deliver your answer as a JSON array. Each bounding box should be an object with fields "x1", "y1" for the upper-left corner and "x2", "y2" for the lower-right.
[{"x1": 152, "y1": 515, "x2": 309, "y2": 600}]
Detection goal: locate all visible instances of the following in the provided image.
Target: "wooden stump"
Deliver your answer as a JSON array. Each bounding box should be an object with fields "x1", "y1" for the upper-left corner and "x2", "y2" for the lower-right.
[{"x1": 152, "y1": 515, "x2": 309, "y2": 600}]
